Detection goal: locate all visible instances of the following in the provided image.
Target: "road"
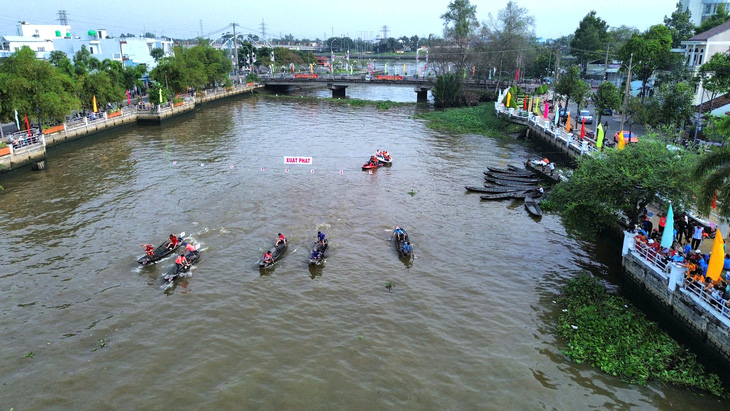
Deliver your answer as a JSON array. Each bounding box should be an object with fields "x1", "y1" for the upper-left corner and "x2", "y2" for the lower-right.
[{"x1": 558, "y1": 99, "x2": 647, "y2": 144}]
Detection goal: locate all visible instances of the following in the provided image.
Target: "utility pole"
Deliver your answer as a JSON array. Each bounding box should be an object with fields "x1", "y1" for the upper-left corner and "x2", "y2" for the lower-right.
[
  {"x1": 382, "y1": 25, "x2": 389, "y2": 39},
  {"x1": 232, "y1": 23, "x2": 240, "y2": 83},
  {"x1": 57, "y1": 10, "x2": 68, "y2": 26},
  {"x1": 604, "y1": 44, "x2": 610, "y2": 81},
  {"x1": 260, "y1": 19, "x2": 267, "y2": 40},
  {"x1": 619, "y1": 53, "x2": 633, "y2": 138},
  {"x1": 199, "y1": 20, "x2": 203, "y2": 39}
]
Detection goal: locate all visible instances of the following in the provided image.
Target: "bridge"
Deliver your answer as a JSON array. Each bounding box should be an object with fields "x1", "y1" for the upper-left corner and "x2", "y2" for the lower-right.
[{"x1": 260, "y1": 74, "x2": 543, "y2": 102}]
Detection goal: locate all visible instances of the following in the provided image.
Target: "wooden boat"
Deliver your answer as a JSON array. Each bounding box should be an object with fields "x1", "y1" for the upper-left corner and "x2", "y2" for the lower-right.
[
  {"x1": 487, "y1": 166, "x2": 535, "y2": 177},
  {"x1": 480, "y1": 191, "x2": 529, "y2": 200},
  {"x1": 259, "y1": 239, "x2": 288, "y2": 268},
  {"x1": 484, "y1": 176, "x2": 537, "y2": 188},
  {"x1": 309, "y1": 239, "x2": 328, "y2": 265},
  {"x1": 524, "y1": 195, "x2": 543, "y2": 217},
  {"x1": 483, "y1": 171, "x2": 538, "y2": 184},
  {"x1": 393, "y1": 227, "x2": 413, "y2": 258},
  {"x1": 162, "y1": 244, "x2": 200, "y2": 282},
  {"x1": 525, "y1": 160, "x2": 561, "y2": 184},
  {"x1": 467, "y1": 186, "x2": 529, "y2": 194},
  {"x1": 138, "y1": 233, "x2": 185, "y2": 265}
]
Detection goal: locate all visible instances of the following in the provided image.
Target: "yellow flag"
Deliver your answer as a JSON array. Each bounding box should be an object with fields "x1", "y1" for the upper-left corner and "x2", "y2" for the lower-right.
[
  {"x1": 506, "y1": 92, "x2": 511, "y2": 107},
  {"x1": 706, "y1": 229, "x2": 725, "y2": 282},
  {"x1": 566, "y1": 112, "x2": 571, "y2": 132},
  {"x1": 92, "y1": 95, "x2": 98, "y2": 113},
  {"x1": 618, "y1": 131, "x2": 626, "y2": 150},
  {"x1": 534, "y1": 97, "x2": 540, "y2": 114}
]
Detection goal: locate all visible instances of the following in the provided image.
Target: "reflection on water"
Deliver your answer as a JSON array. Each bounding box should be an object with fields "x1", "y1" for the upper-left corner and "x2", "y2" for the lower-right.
[{"x1": 0, "y1": 92, "x2": 723, "y2": 409}]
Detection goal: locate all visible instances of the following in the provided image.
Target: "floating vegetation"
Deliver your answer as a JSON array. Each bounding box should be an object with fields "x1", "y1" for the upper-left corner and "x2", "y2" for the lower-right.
[
  {"x1": 385, "y1": 282, "x2": 393, "y2": 291},
  {"x1": 260, "y1": 94, "x2": 411, "y2": 110},
  {"x1": 415, "y1": 102, "x2": 525, "y2": 136},
  {"x1": 24, "y1": 352, "x2": 34, "y2": 358},
  {"x1": 407, "y1": 190, "x2": 416, "y2": 196},
  {"x1": 557, "y1": 276, "x2": 725, "y2": 397}
]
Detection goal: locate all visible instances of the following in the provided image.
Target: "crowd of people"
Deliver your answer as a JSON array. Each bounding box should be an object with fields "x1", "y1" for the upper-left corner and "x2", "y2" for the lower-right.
[{"x1": 633, "y1": 211, "x2": 730, "y2": 313}]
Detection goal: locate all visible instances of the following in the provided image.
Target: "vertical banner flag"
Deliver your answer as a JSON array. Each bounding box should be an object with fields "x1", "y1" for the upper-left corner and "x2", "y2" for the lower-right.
[
  {"x1": 515, "y1": 68, "x2": 520, "y2": 82},
  {"x1": 271, "y1": 51, "x2": 275, "y2": 64},
  {"x1": 660, "y1": 204, "x2": 675, "y2": 249},
  {"x1": 566, "y1": 112, "x2": 571, "y2": 132},
  {"x1": 534, "y1": 97, "x2": 540, "y2": 115},
  {"x1": 158, "y1": 88, "x2": 162, "y2": 104},
  {"x1": 14, "y1": 110, "x2": 20, "y2": 130},
  {"x1": 544, "y1": 100, "x2": 548, "y2": 120},
  {"x1": 596, "y1": 123, "x2": 604, "y2": 148},
  {"x1": 385, "y1": 63, "x2": 388, "y2": 75},
  {"x1": 523, "y1": 97, "x2": 527, "y2": 110},
  {"x1": 618, "y1": 131, "x2": 626, "y2": 150},
  {"x1": 24, "y1": 113, "x2": 31, "y2": 136},
  {"x1": 93, "y1": 95, "x2": 98, "y2": 112},
  {"x1": 310, "y1": 63, "x2": 313, "y2": 74},
  {"x1": 580, "y1": 117, "x2": 585, "y2": 139},
  {"x1": 127, "y1": 90, "x2": 131, "y2": 106},
  {"x1": 403, "y1": 63, "x2": 406, "y2": 75},
  {"x1": 554, "y1": 108, "x2": 559, "y2": 126},
  {"x1": 506, "y1": 92, "x2": 511, "y2": 108},
  {"x1": 290, "y1": 63, "x2": 294, "y2": 74},
  {"x1": 706, "y1": 228, "x2": 725, "y2": 281},
  {"x1": 713, "y1": 190, "x2": 718, "y2": 209}
]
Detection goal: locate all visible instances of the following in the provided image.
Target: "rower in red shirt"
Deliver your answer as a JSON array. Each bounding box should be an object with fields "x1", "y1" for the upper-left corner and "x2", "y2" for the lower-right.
[{"x1": 166, "y1": 234, "x2": 179, "y2": 251}]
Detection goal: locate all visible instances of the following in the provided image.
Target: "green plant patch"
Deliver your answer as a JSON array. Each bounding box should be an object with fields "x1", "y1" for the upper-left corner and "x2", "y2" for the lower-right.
[
  {"x1": 558, "y1": 276, "x2": 725, "y2": 397},
  {"x1": 415, "y1": 102, "x2": 525, "y2": 137},
  {"x1": 260, "y1": 94, "x2": 411, "y2": 109}
]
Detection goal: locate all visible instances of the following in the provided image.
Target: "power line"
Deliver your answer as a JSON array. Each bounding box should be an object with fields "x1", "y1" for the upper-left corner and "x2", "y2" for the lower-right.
[
  {"x1": 382, "y1": 25, "x2": 389, "y2": 39},
  {"x1": 260, "y1": 18, "x2": 267, "y2": 40},
  {"x1": 57, "y1": 10, "x2": 68, "y2": 26}
]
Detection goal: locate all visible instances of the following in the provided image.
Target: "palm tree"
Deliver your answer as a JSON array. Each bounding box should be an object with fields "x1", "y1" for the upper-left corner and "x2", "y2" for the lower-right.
[{"x1": 694, "y1": 146, "x2": 730, "y2": 216}]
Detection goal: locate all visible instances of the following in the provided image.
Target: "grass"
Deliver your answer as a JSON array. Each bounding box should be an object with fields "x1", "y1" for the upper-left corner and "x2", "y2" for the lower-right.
[
  {"x1": 557, "y1": 276, "x2": 725, "y2": 397},
  {"x1": 260, "y1": 94, "x2": 412, "y2": 110},
  {"x1": 414, "y1": 102, "x2": 525, "y2": 137}
]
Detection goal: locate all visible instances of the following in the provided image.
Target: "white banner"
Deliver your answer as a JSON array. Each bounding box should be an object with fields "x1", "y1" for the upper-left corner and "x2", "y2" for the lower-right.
[{"x1": 284, "y1": 156, "x2": 312, "y2": 165}]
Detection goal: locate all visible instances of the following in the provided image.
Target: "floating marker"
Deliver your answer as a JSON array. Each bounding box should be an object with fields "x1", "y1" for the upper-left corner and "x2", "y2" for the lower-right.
[
  {"x1": 172, "y1": 161, "x2": 177, "y2": 165},
  {"x1": 368, "y1": 170, "x2": 373, "y2": 175},
  {"x1": 200, "y1": 163, "x2": 204, "y2": 167},
  {"x1": 339, "y1": 170, "x2": 343, "y2": 175},
  {"x1": 311, "y1": 169, "x2": 314, "y2": 173},
  {"x1": 285, "y1": 168, "x2": 289, "y2": 173},
  {"x1": 261, "y1": 167, "x2": 264, "y2": 171},
  {"x1": 230, "y1": 165, "x2": 235, "y2": 169}
]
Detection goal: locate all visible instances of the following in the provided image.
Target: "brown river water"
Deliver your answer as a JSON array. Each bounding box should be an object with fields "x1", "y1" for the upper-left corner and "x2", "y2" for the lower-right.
[{"x1": 0, "y1": 86, "x2": 724, "y2": 409}]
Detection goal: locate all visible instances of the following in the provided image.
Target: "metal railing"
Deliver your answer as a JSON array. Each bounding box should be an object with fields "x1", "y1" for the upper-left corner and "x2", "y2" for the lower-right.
[
  {"x1": 682, "y1": 281, "x2": 730, "y2": 322},
  {"x1": 631, "y1": 239, "x2": 672, "y2": 276}
]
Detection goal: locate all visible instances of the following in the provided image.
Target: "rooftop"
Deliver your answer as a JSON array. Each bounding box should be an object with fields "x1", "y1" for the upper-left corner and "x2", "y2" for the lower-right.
[{"x1": 688, "y1": 20, "x2": 730, "y2": 42}]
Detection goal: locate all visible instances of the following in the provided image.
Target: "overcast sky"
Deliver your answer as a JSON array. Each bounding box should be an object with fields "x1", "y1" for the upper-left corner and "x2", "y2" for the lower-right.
[{"x1": 2, "y1": 0, "x2": 677, "y2": 41}]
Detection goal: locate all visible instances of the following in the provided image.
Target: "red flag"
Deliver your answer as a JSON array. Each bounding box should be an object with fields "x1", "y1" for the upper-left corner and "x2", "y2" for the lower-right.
[
  {"x1": 24, "y1": 113, "x2": 31, "y2": 136},
  {"x1": 515, "y1": 68, "x2": 520, "y2": 82},
  {"x1": 580, "y1": 117, "x2": 585, "y2": 139},
  {"x1": 127, "y1": 90, "x2": 131, "y2": 106},
  {"x1": 713, "y1": 191, "x2": 718, "y2": 209},
  {"x1": 523, "y1": 98, "x2": 527, "y2": 110}
]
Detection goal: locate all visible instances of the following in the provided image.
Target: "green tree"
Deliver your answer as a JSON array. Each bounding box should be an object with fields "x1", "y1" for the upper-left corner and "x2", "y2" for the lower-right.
[
  {"x1": 593, "y1": 81, "x2": 621, "y2": 124},
  {"x1": 77, "y1": 71, "x2": 123, "y2": 111},
  {"x1": 608, "y1": 26, "x2": 639, "y2": 53},
  {"x1": 694, "y1": 144, "x2": 730, "y2": 216},
  {"x1": 695, "y1": 4, "x2": 730, "y2": 35},
  {"x1": 439, "y1": 0, "x2": 479, "y2": 72},
  {"x1": 698, "y1": 52, "x2": 730, "y2": 113},
  {"x1": 150, "y1": 48, "x2": 165, "y2": 63},
  {"x1": 554, "y1": 65, "x2": 588, "y2": 119},
  {"x1": 0, "y1": 47, "x2": 79, "y2": 126},
  {"x1": 664, "y1": 1, "x2": 696, "y2": 48},
  {"x1": 570, "y1": 11, "x2": 609, "y2": 75},
  {"x1": 619, "y1": 25, "x2": 673, "y2": 102},
  {"x1": 481, "y1": 1, "x2": 535, "y2": 91},
  {"x1": 547, "y1": 138, "x2": 697, "y2": 232},
  {"x1": 48, "y1": 50, "x2": 74, "y2": 77},
  {"x1": 432, "y1": 73, "x2": 463, "y2": 108},
  {"x1": 147, "y1": 82, "x2": 169, "y2": 105}
]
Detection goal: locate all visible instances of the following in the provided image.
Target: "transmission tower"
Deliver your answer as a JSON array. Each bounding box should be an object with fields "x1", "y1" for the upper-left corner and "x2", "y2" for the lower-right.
[
  {"x1": 199, "y1": 20, "x2": 203, "y2": 38},
  {"x1": 57, "y1": 10, "x2": 69, "y2": 26},
  {"x1": 260, "y1": 18, "x2": 267, "y2": 40},
  {"x1": 381, "y1": 25, "x2": 389, "y2": 39}
]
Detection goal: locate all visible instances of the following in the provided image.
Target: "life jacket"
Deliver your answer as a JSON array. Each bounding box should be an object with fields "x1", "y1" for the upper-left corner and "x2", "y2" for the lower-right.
[
  {"x1": 175, "y1": 255, "x2": 186, "y2": 264},
  {"x1": 170, "y1": 237, "x2": 179, "y2": 247},
  {"x1": 278, "y1": 234, "x2": 285, "y2": 241},
  {"x1": 185, "y1": 243, "x2": 196, "y2": 252},
  {"x1": 542, "y1": 158, "x2": 550, "y2": 164},
  {"x1": 264, "y1": 253, "x2": 272, "y2": 261}
]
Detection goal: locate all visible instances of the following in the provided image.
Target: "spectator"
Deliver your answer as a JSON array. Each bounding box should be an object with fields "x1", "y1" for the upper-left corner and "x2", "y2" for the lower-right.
[{"x1": 692, "y1": 224, "x2": 704, "y2": 250}]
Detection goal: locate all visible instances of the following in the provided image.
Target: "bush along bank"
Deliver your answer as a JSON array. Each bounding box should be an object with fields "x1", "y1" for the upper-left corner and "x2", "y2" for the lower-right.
[
  {"x1": 415, "y1": 102, "x2": 525, "y2": 137},
  {"x1": 557, "y1": 276, "x2": 725, "y2": 397}
]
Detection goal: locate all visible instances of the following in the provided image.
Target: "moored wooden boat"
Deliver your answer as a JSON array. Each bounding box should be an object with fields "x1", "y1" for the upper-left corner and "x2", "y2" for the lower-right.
[
  {"x1": 483, "y1": 171, "x2": 538, "y2": 184},
  {"x1": 524, "y1": 195, "x2": 543, "y2": 217},
  {"x1": 487, "y1": 166, "x2": 535, "y2": 177},
  {"x1": 467, "y1": 185, "x2": 531, "y2": 194},
  {"x1": 525, "y1": 160, "x2": 561, "y2": 184},
  {"x1": 480, "y1": 191, "x2": 529, "y2": 200},
  {"x1": 484, "y1": 176, "x2": 538, "y2": 188}
]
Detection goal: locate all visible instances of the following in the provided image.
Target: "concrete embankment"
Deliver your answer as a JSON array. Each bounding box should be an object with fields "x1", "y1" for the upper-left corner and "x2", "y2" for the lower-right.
[{"x1": 0, "y1": 84, "x2": 262, "y2": 176}]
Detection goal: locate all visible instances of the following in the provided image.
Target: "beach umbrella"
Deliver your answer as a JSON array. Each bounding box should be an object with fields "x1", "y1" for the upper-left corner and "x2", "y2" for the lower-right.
[
  {"x1": 706, "y1": 229, "x2": 725, "y2": 282},
  {"x1": 660, "y1": 204, "x2": 675, "y2": 249}
]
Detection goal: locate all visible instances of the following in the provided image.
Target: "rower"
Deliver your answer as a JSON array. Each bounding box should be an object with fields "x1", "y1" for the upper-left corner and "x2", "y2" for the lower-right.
[
  {"x1": 166, "y1": 234, "x2": 179, "y2": 250},
  {"x1": 317, "y1": 231, "x2": 326, "y2": 246},
  {"x1": 174, "y1": 253, "x2": 189, "y2": 272},
  {"x1": 263, "y1": 251, "x2": 274, "y2": 265},
  {"x1": 376, "y1": 150, "x2": 381, "y2": 157},
  {"x1": 276, "y1": 233, "x2": 287, "y2": 246},
  {"x1": 141, "y1": 244, "x2": 155, "y2": 257},
  {"x1": 183, "y1": 242, "x2": 198, "y2": 258},
  {"x1": 537, "y1": 185, "x2": 545, "y2": 195},
  {"x1": 394, "y1": 226, "x2": 404, "y2": 242},
  {"x1": 403, "y1": 241, "x2": 413, "y2": 254},
  {"x1": 311, "y1": 249, "x2": 321, "y2": 260}
]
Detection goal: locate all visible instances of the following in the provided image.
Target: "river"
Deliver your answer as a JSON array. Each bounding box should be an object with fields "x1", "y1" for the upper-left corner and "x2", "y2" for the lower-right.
[{"x1": 0, "y1": 86, "x2": 723, "y2": 409}]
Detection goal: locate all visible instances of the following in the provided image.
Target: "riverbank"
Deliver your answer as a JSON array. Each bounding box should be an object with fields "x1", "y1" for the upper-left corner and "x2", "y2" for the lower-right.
[
  {"x1": 0, "y1": 84, "x2": 262, "y2": 178},
  {"x1": 415, "y1": 102, "x2": 525, "y2": 137}
]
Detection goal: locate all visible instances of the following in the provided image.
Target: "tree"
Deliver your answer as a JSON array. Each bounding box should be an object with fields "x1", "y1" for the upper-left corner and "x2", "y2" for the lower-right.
[
  {"x1": 654, "y1": 81, "x2": 694, "y2": 128},
  {"x1": 432, "y1": 73, "x2": 463, "y2": 108},
  {"x1": 608, "y1": 26, "x2": 639, "y2": 55},
  {"x1": 150, "y1": 48, "x2": 165, "y2": 63},
  {"x1": 48, "y1": 50, "x2": 74, "y2": 77},
  {"x1": 664, "y1": 1, "x2": 695, "y2": 48},
  {"x1": 0, "y1": 47, "x2": 79, "y2": 126},
  {"x1": 547, "y1": 138, "x2": 697, "y2": 232},
  {"x1": 481, "y1": 1, "x2": 535, "y2": 91},
  {"x1": 619, "y1": 25, "x2": 673, "y2": 102},
  {"x1": 440, "y1": 0, "x2": 479, "y2": 73},
  {"x1": 695, "y1": 4, "x2": 730, "y2": 35},
  {"x1": 593, "y1": 81, "x2": 621, "y2": 124},
  {"x1": 570, "y1": 11, "x2": 609, "y2": 75},
  {"x1": 694, "y1": 144, "x2": 730, "y2": 216},
  {"x1": 698, "y1": 52, "x2": 730, "y2": 113},
  {"x1": 554, "y1": 65, "x2": 588, "y2": 116}
]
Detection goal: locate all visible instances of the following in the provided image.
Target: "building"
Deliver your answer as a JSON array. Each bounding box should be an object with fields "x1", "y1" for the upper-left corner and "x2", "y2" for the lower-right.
[
  {"x1": 17, "y1": 22, "x2": 71, "y2": 40},
  {"x1": 682, "y1": 0, "x2": 730, "y2": 26},
  {"x1": 0, "y1": 35, "x2": 54, "y2": 58},
  {"x1": 680, "y1": 20, "x2": 730, "y2": 105}
]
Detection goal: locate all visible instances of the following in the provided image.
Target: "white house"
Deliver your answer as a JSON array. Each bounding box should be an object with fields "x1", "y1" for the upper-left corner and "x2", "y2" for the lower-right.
[
  {"x1": 0, "y1": 35, "x2": 54, "y2": 58},
  {"x1": 681, "y1": 20, "x2": 730, "y2": 105},
  {"x1": 17, "y1": 22, "x2": 71, "y2": 40}
]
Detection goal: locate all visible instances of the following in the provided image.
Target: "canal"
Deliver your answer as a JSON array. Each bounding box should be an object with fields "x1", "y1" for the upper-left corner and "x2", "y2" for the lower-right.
[{"x1": 0, "y1": 86, "x2": 723, "y2": 408}]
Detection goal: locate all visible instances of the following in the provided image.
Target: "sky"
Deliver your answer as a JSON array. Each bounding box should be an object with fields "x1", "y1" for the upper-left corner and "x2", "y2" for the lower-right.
[{"x1": 2, "y1": 0, "x2": 677, "y2": 41}]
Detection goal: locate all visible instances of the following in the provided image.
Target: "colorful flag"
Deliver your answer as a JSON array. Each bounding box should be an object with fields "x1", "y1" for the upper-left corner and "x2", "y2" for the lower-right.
[
  {"x1": 127, "y1": 90, "x2": 131, "y2": 106},
  {"x1": 534, "y1": 97, "x2": 540, "y2": 115},
  {"x1": 93, "y1": 95, "x2": 98, "y2": 112},
  {"x1": 706, "y1": 229, "x2": 725, "y2": 282},
  {"x1": 515, "y1": 68, "x2": 520, "y2": 82},
  {"x1": 660, "y1": 204, "x2": 675, "y2": 249},
  {"x1": 596, "y1": 123, "x2": 604, "y2": 148},
  {"x1": 580, "y1": 117, "x2": 585, "y2": 139},
  {"x1": 271, "y1": 51, "x2": 275, "y2": 63},
  {"x1": 618, "y1": 131, "x2": 626, "y2": 150},
  {"x1": 158, "y1": 88, "x2": 162, "y2": 104},
  {"x1": 554, "y1": 108, "x2": 559, "y2": 126},
  {"x1": 385, "y1": 63, "x2": 388, "y2": 74},
  {"x1": 543, "y1": 100, "x2": 548, "y2": 120},
  {"x1": 524, "y1": 97, "x2": 528, "y2": 110},
  {"x1": 403, "y1": 63, "x2": 406, "y2": 74},
  {"x1": 566, "y1": 112, "x2": 571, "y2": 132},
  {"x1": 506, "y1": 92, "x2": 511, "y2": 108},
  {"x1": 14, "y1": 110, "x2": 20, "y2": 130},
  {"x1": 24, "y1": 113, "x2": 30, "y2": 136}
]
